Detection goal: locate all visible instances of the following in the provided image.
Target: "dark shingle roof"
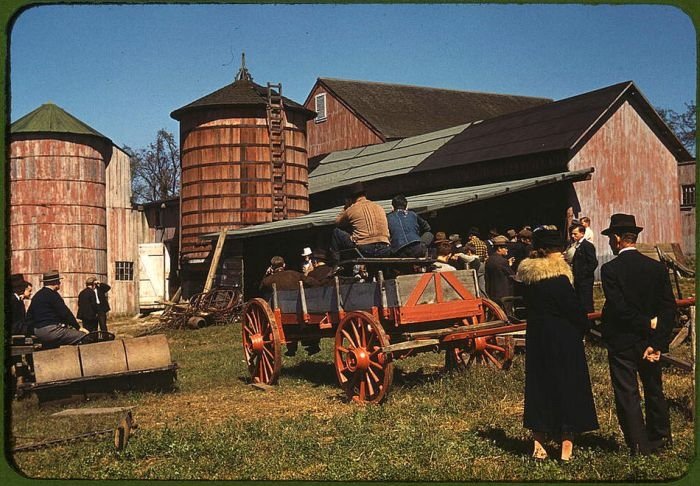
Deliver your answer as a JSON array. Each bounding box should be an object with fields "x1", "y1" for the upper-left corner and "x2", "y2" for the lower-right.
[
  {"x1": 11, "y1": 103, "x2": 111, "y2": 142},
  {"x1": 414, "y1": 80, "x2": 694, "y2": 172},
  {"x1": 171, "y1": 77, "x2": 315, "y2": 121},
  {"x1": 311, "y1": 78, "x2": 553, "y2": 139}
]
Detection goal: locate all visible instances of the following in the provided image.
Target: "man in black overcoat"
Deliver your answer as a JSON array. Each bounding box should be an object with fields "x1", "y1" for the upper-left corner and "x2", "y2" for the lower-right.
[
  {"x1": 570, "y1": 223, "x2": 598, "y2": 313},
  {"x1": 9, "y1": 274, "x2": 33, "y2": 336},
  {"x1": 95, "y1": 279, "x2": 111, "y2": 333},
  {"x1": 27, "y1": 270, "x2": 87, "y2": 348},
  {"x1": 484, "y1": 235, "x2": 515, "y2": 306},
  {"x1": 600, "y1": 213, "x2": 676, "y2": 455},
  {"x1": 77, "y1": 277, "x2": 100, "y2": 332}
]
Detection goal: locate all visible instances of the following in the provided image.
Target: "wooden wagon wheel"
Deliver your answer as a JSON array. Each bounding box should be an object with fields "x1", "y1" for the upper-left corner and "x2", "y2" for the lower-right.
[
  {"x1": 445, "y1": 298, "x2": 515, "y2": 371},
  {"x1": 242, "y1": 298, "x2": 282, "y2": 384},
  {"x1": 334, "y1": 311, "x2": 394, "y2": 404}
]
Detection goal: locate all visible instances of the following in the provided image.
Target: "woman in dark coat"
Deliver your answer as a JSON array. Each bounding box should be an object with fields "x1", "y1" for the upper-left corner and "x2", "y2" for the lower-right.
[{"x1": 516, "y1": 227, "x2": 598, "y2": 461}]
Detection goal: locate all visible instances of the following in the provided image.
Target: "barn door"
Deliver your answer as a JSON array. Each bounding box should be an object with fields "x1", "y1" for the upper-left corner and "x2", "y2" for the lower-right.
[{"x1": 138, "y1": 243, "x2": 170, "y2": 310}]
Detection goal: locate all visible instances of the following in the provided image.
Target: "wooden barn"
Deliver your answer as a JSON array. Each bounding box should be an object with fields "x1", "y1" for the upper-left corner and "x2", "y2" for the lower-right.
[
  {"x1": 678, "y1": 161, "x2": 696, "y2": 256},
  {"x1": 9, "y1": 103, "x2": 144, "y2": 315},
  {"x1": 204, "y1": 80, "x2": 691, "y2": 296},
  {"x1": 303, "y1": 78, "x2": 552, "y2": 163}
]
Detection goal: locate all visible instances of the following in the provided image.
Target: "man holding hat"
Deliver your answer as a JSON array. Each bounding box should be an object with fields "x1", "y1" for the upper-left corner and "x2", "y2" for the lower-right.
[
  {"x1": 77, "y1": 277, "x2": 100, "y2": 332},
  {"x1": 331, "y1": 181, "x2": 391, "y2": 260},
  {"x1": 484, "y1": 235, "x2": 515, "y2": 306},
  {"x1": 600, "y1": 213, "x2": 676, "y2": 455},
  {"x1": 9, "y1": 273, "x2": 33, "y2": 336},
  {"x1": 27, "y1": 270, "x2": 87, "y2": 348}
]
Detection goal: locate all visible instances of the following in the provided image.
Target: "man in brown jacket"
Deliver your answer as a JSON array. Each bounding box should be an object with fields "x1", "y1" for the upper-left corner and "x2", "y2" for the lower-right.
[{"x1": 331, "y1": 182, "x2": 391, "y2": 261}]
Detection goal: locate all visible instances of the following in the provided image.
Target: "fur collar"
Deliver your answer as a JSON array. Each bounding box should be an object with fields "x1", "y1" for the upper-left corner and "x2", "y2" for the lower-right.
[{"x1": 516, "y1": 256, "x2": 573, "y2": 285}]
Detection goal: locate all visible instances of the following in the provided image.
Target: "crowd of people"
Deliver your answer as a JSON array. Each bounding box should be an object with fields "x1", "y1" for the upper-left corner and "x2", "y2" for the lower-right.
[{"x1": 9, "y1": 270, "x2": 111, "y2": 349}]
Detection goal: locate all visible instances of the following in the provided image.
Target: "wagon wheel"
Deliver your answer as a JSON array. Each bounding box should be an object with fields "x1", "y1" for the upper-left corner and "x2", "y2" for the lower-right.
[
  {"x1": 242, "y1": 298, "x2": 282, "y2": 384},
  {"x1": 445, "y1": 298, "x2": 514, "y2": 371},
  {"x1": 334, "y1": 311, "x2": 394, "y2": 404}
]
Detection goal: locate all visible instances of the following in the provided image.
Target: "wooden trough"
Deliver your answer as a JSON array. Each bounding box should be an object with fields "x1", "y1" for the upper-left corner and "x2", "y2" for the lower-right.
[{"x1": 20, "y1": 334, "x2": 178, "y2": 402}]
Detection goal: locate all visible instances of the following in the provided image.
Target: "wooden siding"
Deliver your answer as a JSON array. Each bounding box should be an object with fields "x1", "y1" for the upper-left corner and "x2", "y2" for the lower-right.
[
  {"x1": 105, "y1": 147, "x2": 141, "y2": 315},
  {"x1": 179, "y1": 108, "x2": 309, "y2": 261},
  {"x1": 305, "y1": 84, "x2": 384, "y2": 159},
  {"x1": 569, "y1": 101, "x2": 682, "y2": 262},
  {"x1": 10, "y1": 137, "x2": 108, "y2": 313},
  {"x1": 677, "y1": 162, "x2": 696, "y2": 256}
]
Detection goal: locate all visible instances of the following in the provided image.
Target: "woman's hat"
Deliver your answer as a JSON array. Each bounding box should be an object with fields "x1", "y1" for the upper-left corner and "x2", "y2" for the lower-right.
[
  {"x1": 41, "y1": 270, "x2": 63, "y2": 283},
  {"x1": 532, "y1": 228, "x2": 565, "y2": 250},
  {"x1": 601, "y1": 213, "x2": 643, "y2": 236}
]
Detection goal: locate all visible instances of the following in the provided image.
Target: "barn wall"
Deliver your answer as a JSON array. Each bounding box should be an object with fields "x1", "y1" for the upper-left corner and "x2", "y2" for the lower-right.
[
  {"x1": 305, "y1": 84, "x2": 384, "y2": 159},
  {"x1": 105, "y1": 147, "x2": 142, "y2": 315},
  {"x1": 569, "y1": 101, "x2": 682, "y2": 262},
  {"x1": 678, "y1": 161, "x2": 696, "y2": 256}
]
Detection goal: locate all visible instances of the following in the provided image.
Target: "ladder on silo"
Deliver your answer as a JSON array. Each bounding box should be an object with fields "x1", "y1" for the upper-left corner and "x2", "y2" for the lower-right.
[{"x1": 267, "y1": 82, "x2": 287, "y2": 221}]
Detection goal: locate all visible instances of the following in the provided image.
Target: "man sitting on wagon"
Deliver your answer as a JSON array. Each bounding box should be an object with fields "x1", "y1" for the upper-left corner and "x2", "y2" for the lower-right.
[
  {"x1": 307, "y1": 249, "x2": 336, "y2": 286},
  {"x1": 330, "y1": 181, "x2": 391, "y2": 262},
  {"x1": 386, "y1": 194, "x2": 433, "y2": 258},
  {"x1": 259, "y1": 256, "x2": 317, "y2": 293}
]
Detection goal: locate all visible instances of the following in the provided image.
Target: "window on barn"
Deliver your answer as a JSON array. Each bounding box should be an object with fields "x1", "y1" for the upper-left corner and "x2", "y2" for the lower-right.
[
  {"x1": 681, "y1": 184, "x2": 696, "y2": 208},
  {"x1": 115, "y1": 261, "x2": 134, "y2": 281},
  {"x1": 314, "y1": 93, "x2": 327, "y2": 123}
]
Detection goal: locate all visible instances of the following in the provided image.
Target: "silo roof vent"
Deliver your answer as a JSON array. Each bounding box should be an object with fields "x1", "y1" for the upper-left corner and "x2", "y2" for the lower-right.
[{"x1": 235, "y1": 52, "x2": 253, "y2": 83}]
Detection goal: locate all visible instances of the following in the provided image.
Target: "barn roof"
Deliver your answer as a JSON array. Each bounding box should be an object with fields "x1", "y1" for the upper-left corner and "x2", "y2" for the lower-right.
[
  {"x1": 414, "y1": 80, "x2": 694, "y2": 172},
  {"x1": 205, "y1": 168, "x2": 593, "y2": 241},
  {"x1": 11, "y1": 103, "x2": 111, "y2": 142},
  {"x1": 309, "y1": 80, "x2": 693, "y2": 195},
  {"x1": 307, "y1": 78, "x2": 553, "y2": 140},
  {"x1": 171, "y1": 74, "x2": 315, "y2": 121}
]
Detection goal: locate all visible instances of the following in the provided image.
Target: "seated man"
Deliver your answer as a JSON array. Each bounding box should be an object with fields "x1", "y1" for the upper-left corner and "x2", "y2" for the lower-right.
[
  {"x1": 27, "y1": 270, "x2": 87, "y2": 348},
  {"x1": 387, "y1": 194, "x2": 433, "y2": 258},
  {"x1": 433, "y1": 241, "x2": 457, "y2": 272},
  {"x1": 307, "y1": 249, "x2": 336, "y2": 286},
  {"x1": 331, "y1": 182, "x2": 391, "y2": 260}
]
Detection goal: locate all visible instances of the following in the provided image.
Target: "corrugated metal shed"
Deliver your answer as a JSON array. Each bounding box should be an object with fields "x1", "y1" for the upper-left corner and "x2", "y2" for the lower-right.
[
  {"x1": 309, "y1": 123, "x2": 468, "y2": 194},
  {"x1": 306, "y1": 78, "x2": 552, "y2": 140},
  {"x1": 205, "y1": 168, "x2": 593, "y2": 241}
]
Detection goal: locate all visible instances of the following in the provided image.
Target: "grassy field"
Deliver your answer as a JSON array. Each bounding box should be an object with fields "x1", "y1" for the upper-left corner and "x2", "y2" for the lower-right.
[{"x1": 7, "y1": 282, "x2": 697, "y2": 482}]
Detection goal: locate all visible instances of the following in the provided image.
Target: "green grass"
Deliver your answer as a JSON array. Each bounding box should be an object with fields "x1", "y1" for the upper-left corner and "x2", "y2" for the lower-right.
[{"x1": 8, "y1": 317, "x2": 696, "y2": 481}]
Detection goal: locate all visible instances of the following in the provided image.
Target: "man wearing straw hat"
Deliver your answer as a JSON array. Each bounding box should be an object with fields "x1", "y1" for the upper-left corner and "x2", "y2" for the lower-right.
[
  {"x1": 600, "y1": 213, "x2": 675, "y2": 455},
  {"x1": 27, "y1": 270, "x2": 87, "y2": 348}
]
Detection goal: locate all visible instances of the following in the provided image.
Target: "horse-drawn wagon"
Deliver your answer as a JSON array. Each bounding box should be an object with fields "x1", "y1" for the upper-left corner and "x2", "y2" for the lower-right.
[{"x1": 241, "y1": 264, "x2": 526, "y2": 404}]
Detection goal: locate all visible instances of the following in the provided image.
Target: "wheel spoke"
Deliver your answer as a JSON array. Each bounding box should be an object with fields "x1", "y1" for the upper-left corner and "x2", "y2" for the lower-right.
[
  {"x1": 263, "y1": 346, "x2": 275, "y2": 360},
  {"x1": 341, "y1": 329, "x2": 357, "y2": 348},
  {"x1": 351, "y1": 321, "x2": 362, "y2": 348},
  {"x1": 367, "y1": 366, "x2": 380, "y2": 383},
  {"x1": 360, "y1": 321, "x2": 367, "y2": 347},
  {"x1": 336, "y1": 345, "x2": 349, "y2": 353},
  {"x1": 483, "y1": 350, "x2": 502, "y2": 369},
  {"x1": 365, "y1": 373, "x2": 375, "y2": 397},
  {"x1": 359, "y1": 378, "x2": 366, "y2": 401},
  {"x1": 243, "y1": 324, "x2": 256, "y2": 336},
  {"x1": 369, "y1": 359, "x2": 383, "y2": 370},
  {"x1": 485, "y1": 343, "x2": 506, "y2": 353}
]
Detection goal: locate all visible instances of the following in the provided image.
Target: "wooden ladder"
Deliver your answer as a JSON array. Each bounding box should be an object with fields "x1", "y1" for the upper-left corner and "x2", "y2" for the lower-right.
[{"x1": 267, "y1": 82, "x2": 287, "y2": 221}]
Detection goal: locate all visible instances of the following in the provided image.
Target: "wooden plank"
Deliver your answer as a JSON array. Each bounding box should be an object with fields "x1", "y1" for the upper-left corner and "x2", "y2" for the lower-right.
[
  {"x1": 402, "y1": 320, "x2": 506, "y2": 339},
  {"x1": 203, "y1": 228, "x2": 228, "y2": 293},
  {"x1": 51, "y1": 407, "x2": 134, "y2": 417},
  {"x1": 381, "y1": 339, "x2": 440, "y2": 354}
]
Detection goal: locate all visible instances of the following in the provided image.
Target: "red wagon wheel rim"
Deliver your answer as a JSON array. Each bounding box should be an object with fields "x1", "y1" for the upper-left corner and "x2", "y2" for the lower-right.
[
  {"x1": 334, "y1": 311, "x2": 393, "y2": 404},
  {"x1": 445, "y1": 298, "x2": 514, "y2": 371},
  {"x1": 242, "y1": 298, "x2": 282, "y2": 384}
]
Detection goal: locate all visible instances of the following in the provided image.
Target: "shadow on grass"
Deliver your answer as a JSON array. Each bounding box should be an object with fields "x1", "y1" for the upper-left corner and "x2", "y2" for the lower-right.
[
  {"x1": 283, "y1": 361, "x2": 339, "y2": 386},
  {"x1": 667, "y1": 396, "x2": 694, "y2": 421},
  {"x1": 476, "y1": 426, "x2": 621, "y2": 457},
  {"x1": 393, "y1": 367, "x2": 444, "y2": 388}
]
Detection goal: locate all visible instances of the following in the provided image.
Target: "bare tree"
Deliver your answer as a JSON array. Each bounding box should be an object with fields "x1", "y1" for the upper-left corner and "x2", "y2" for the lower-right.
[
  {"x1": 127, "y1": 129, "x2": 181, "y2": 204},
  {"x1": 657, "y1": 101, "x2": 696, "y2": 157}
]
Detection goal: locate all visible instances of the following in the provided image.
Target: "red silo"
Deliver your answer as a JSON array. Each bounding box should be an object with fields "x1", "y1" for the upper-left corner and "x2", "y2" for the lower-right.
[
  {"x1": 170, "y1": 60, "x2": 315, "y2": 268},
  {"x1": 10, "y1": 103, "x2": 112, "y2": 312}
]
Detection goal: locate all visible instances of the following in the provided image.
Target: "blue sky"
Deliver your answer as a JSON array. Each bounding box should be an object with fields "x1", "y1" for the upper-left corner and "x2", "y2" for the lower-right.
[{"x1": 9, "y1": 3, "x2": 696, "y2": 150}]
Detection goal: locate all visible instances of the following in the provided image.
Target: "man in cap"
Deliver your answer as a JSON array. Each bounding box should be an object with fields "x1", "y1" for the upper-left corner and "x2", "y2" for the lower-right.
[
  {"x1": 9, "y1": 274, "x2": 33, "y2": 336},
  {"x1": 77, "y1": 277, "x2": 100, "y2": 332},
  {"x1": 600, "y1": 213, "x2": 675, "y2": 455},
  {"x1": 484, "y1": 235, "x2": 516, "y2": 306},
  {"x1": 27, "y1": 270, "x2": 87, "y2": 348},
  {"x1": 331, "y1": 181, "x2": 391, "y2": 260},
  {"x1": 307, "y1": 249, "x2": 335, "y2": 286}
]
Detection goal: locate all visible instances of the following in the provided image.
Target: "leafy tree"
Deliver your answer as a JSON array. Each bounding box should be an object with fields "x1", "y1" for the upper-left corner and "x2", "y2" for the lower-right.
[
  {"x1": 657, "y1": 101, "x2": 696, "y2": 157},
  {"x1": 126, "y1": 129, "x2": 181, "y2": 204}
]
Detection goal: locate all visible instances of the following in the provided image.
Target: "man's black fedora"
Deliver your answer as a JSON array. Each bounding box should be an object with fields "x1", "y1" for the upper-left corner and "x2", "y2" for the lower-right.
[{"x1": 601, "y1": 213, "x2": 644, "y2": 236}]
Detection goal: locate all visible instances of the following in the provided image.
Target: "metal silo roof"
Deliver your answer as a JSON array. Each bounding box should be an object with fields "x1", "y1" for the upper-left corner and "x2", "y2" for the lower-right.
[{"x1": 11, "y1": 103, "x2": 111, "y2": 142}]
